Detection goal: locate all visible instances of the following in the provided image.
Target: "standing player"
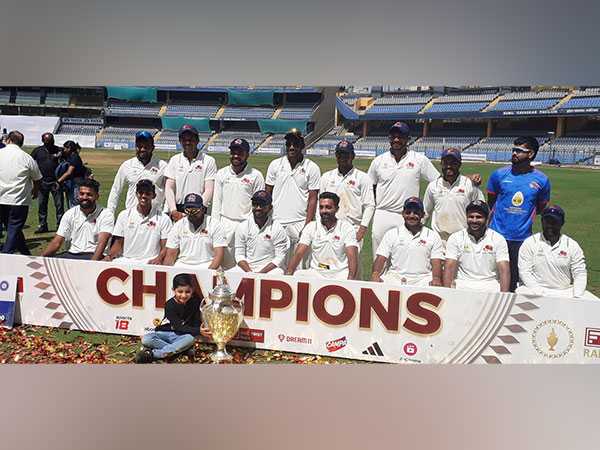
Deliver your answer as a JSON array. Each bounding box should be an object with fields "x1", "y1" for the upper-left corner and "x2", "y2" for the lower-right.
[
  {"x1": 231, "y1": 190, "x2": 289, "y2": 275},
  {"x1": 107, "y1": 131, "x2": 167, "y2": 215},
  {"x1": 487, "y1": 136, "x2": 551, "y2": 292},
  {"x1": 164, "y1": 125, "x2": 217, "y2": 222},
  {"x1": 286, "y1": 192, "x2": 359, "y2": 280},
  {"x1": 367, "y1": 122, "x2": 440, "y2": 259},
  {"x1": 423, "y1": 148, "x2": 484, "y2": 242},
  {"x1": 443, "y1": 201, "x2": 510, "y2": 292},
  {"x1": 517, "y1": 205, "x2": 598, "y2": 300},
  {"x1": 105, "y1": 180, "x2": 172, "y2": 265},
  {"x1": 371, "y1": 197, "x2": 444, "y2": 286},
  {"x1": 265, "y1": 129, "x2": 320, "y2": 263},
  {"x1": 319, "y1": 140, "x2": 374, "y2": 248}
]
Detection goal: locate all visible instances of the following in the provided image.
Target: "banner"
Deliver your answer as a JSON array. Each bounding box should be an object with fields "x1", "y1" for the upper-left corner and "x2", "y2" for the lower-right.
[
  {"x1": 2, "y1": 254, "x2": 599, "y2": 364},
  {"x1": 0, "y1": 276, "x2": 18, "y2": 329}
]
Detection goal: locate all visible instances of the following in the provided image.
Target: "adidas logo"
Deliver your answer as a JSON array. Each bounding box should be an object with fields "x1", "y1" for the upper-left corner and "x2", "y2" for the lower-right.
[{"x1": 362, "y1": 342, "x2": 384, "y2": 357}]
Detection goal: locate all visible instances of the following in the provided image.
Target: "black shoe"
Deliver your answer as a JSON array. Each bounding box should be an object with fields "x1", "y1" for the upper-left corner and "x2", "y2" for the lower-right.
[
  {"x1": 134, "y1": 349, "x2": 154, "y2": 364},
  {"x1": 34, "y1": 226, "x2": 49, "y2": 234}
]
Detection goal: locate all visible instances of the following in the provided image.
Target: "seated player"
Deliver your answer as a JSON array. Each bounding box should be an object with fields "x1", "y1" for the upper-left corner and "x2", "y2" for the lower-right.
[
  {"x1": 371, "y1": 197, "x2": 444, "y2": 286},
  {"x1": 105, "y1": 179, "x2": 172, "y2": 265},
  {"x1": 162, "y1": 193, "x2": 227, "y2": 270},
  {"x1": 286, "y1": 192, "x2": 359, "y2": 280},
  {"x1": 41, "y1": 179, "x2": 114, "y2": 260},
  {"x1": 517, "y1": 205, "x2": 599, "y2": 300},
  {"x1": 229, "y1": 190, "x2": 289, "y2": 275},
  {"x1": 443, "y1": 200, "x2": 510, "y2": 292}
]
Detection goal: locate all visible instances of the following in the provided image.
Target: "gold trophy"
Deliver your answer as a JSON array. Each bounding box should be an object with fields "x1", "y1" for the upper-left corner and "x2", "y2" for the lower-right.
[{"x1": 200, "y1": 269, "x2": 244, "y2": 363}]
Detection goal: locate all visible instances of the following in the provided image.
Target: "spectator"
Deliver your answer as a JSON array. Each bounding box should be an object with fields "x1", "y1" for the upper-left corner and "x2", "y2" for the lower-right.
[{"x1": 57, "y1": 141, "x2": 88, "y2": 208}]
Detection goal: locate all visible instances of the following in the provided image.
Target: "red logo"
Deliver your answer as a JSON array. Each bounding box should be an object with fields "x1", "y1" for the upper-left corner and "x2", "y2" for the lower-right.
[
  {"x1": 484, "y1": 244, "x2": 493, "y2": 251},
  {"x1": 457, "y1": 188, "x2": 465, "y2": 193},
  {"x1": 201, "y1": 229, "x2": 208, "y2": 235},
  {"x1": 264, "y1": 234, "x2": 272, "y2": 240},
  {"x1": 278, "y1": 334, "x2": 285, "y2": 342},
  {"x1": 115, "y1": 318, "x2": 130, "y2": 331},
  {"x1": 234, "y1": 327, "x2": 265, "y2": 343},
  {"x1": 334, "y1": 235, "x2": 341, "y2": 240},
  {"x1": 326, "y1": 336, "x2": 347, "y2": 352},
  {"x1": 585, "y1": 328, "x2": 600, "y2": 347},
  {"x1": 403, "y1": 342, "x2": 418, "y2": 356},
  {"x1": 147, "y1": 221, "x2": 156, "y2": 228},
  {"x1": 348, "y1": 180, "x2": 356, "y2": 186},
  {"x1": 242, "y1": 177, "x2": 251, "y2": 184},
  {"x1": 419, "y1": 239, "x2": 427, "y2": 245},
  {"x1": 407, "y1": 162, "x2": 414, "y2": 168},
  {"x1": 194, "y1": 165, "x2": 204, "y2": 171},
  {"x1": 559, "y1": 250, "x2": 568, "y2": 257}
]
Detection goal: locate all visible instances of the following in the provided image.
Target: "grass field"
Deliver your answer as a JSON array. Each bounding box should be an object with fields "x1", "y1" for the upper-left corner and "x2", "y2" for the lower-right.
[{"x1": 2, "y1": 148, "x2": 599, "y2": 364}]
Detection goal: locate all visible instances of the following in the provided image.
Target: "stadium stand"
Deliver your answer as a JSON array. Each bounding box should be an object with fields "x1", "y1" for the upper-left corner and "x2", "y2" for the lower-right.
[
  {"x1": 16, "y1": 91, "x2": 41, "y2": 105},
  {"x1": 353, "y1": 135, "x2": 418, "y2": 156},
  {"x1": 499, "y1": 90, "x2": 569, "y2": 100},
  {"x1": 433, "y1": 93, "x2": 498, "y2": 103},
  {"x1": 278, "y1": 103, "x2": 317, "y2": 120},
  {"x1": 257, "y1": 134, "x2": 286, "y2": 155},
  {"x1": 374, "y1": 95, "x2": 433, "y2": 105},
  {"x1": 409, "y1": 136, "x2": 480, "y2": 159},
  {"x1": 537, "y1": 137, "x2": 600, "y2": 164},
  {"x1": 220, "y1": 106, "x2": 275, "y2": 120},
  {"x1": 98, "y1": 127, "x2": 158, "y2": 149},
  {"x1": 307, "y1": 133, "x2": 359, "y2": 156},
  {"x1": 488, "y1": 99, "x2": 559, "y2": 111},
  {"x1": 154, "y1": 130, "x2": 211, "y2": 151},
  {"x1": 366, "y1": 104, "x2": 423, "y2": 114},
  {"x1": 45, "y1": 92, "x2": 71, "y2": 106},
  {"x1": 558, "y1": 95, "x2": 600, "y2": 110},
  {"x1": 427, "y1": 102, "x2": 489, "y2": 113},
  {"x1": 465, "y1": 136, "x2": 550, "y2": 162},
  {"x1": 207, "y1": 131, "x2": 266, "y2": 153},
  {"x1": 164, "y1": 103, "x2": 221, "y2": 118},
  {"x1": 105, "y1": 101, "x2": 162, "y2": 117},
  {"x1": 0, "y1": 90, "x2": 11, "y2": 103},
  {"x1": 56, "y1": 117, "x2": 102, "y2": 136}
]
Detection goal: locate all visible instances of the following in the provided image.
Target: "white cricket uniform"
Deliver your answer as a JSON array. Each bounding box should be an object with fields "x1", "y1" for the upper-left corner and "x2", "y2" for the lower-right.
[
  {"x1": 232, "y1": 214, "x2": 289, "y2": 274},
  {"x1": 445, "y1": 228, "x2": 509, "y2": 292},
  {"x1": 367, "y1": 150, "x2": 440, "y2": 258},
  {"x1": 319, "y1": 167, "x2": 375, "y2": 249},
  {"x1": 57, "y1": 205, "x2": 114, "y2": 254},
  {"x1": 517, "y1": 233, "x2": 598, "y2": 300},
  {"x1": 423, "y1": 175, "x2": 485, "y2": 242},
  {"x1": 0, "y1": 144, "x2": 43, "y2": 206},
  {"x1": 295, "y1": 219, "x2": 358, "y2": 280},
  {"x1": 265, "y1": 156, "x2": 321, "y2": 261},
  {"x1": 164, "y1": 151, "x2": 217, "y2": 205},
  {"x1": 112, "y1": 207, "x2": 172, "y2": 263},
  {"x1": 166, "y1": 215, "x2": 227, "y2": 268},
  {"x1": 106, "y1": 156, "x2": 168, "y2": 214},
  {"x1": 376, "y1": 224, "x2": 444, "y2": 286}
]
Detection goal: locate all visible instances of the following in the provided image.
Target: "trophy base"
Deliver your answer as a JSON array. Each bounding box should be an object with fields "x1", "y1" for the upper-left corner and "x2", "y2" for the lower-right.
[{"x1": 210, "y1": 349, "x2": 233, "y2": 363}]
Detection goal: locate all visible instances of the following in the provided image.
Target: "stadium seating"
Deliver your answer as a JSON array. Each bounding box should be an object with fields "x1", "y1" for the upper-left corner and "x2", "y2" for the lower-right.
[
  {"x1": 164, "y1": 103, "x2": 221, "y2": 118},
  {"x1": 306, "y1": 133, "x2": 359, "y2": 156},
  {"x1": 410, "y1": 136, "x2": 480, "y2": 159},
  {"x1": 207, "y1": 132, "x2": 266, "y2": 153},
  {"x1": 16, "y1": 91, "x2": 41, "y2": 105},
  {"x1": 537, "y1": 137, "x2": 600, "y2": 164},
  {"x1": 220, "y1": 106, "x2": 275, "y2": 120},
  {"x1": 353, "y1": 136, "x2": 417, "y2": 156},
  {"x1": 374, "y1": 95, "x2": 433, "y2": 105},
  {"x1": 278, "y1": 103, "x2": 316, "y2": 120},
  {"x1": 499, "y1": 90, "x2": 569, "y2": 100},
  {"x1": 99, "y1": 127, "x2": 158, "y2": 148},
  {"x1": 465, "y1": 136, "x2": 549, "y2": 162},
  {"x1": 45, "y1": 92, "x2": 71, "y2": 106},
  {"x1": 257, "y1": 134, "x2": 286, "y2": 155},
  {"x1": 558, "y1": 96, "x2": 600, "y2": 110},
  {"x1": 0, "y1": 90, "x2": 11, "y2": 103},
  {"x1": 488, "y1": 99, "x2": 558, "y2": 111},
  {"x1": 427, "y1": 102, "x2": 489, "y2": 113},
  {"x1": 433, "y1": 93, "x2": 498, "y2": 103},
  {"x1": 105, "y1": 101, "x2": 162, "y2": 117},
  {"x1": 154, "y1": 130, "x2": 211, "y2": 151},
  {"x1": 366, "y1": 105, "x2": 423, "y2": 114}
]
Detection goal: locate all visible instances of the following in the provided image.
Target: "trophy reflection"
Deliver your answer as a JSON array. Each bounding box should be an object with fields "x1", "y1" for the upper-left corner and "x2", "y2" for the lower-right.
[{"x1": 200, "y1": 269, "x2": 244, "y2": 363}]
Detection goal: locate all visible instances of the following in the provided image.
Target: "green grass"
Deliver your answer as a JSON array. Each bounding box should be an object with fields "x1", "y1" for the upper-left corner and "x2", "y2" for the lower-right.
[{"x1": 17, "y1": 149, "x2": 600, "y2": 295}]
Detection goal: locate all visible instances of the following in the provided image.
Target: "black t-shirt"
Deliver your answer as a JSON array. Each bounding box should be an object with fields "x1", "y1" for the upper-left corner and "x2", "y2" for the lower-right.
[
  {"x1": 31, "y1": 144, "x2": 62, "y2": 180},
  {"x1": 67, "y1": 152, "x2": 87, "y2": 179},
  {"x1": 155, "y1": 296, "x2": 202, "y2": 336}
]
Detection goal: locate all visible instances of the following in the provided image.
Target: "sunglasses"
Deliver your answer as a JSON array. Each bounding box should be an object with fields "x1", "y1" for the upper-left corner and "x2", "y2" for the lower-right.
[{"x1": 512, "y1": 146, "x2": 532, "y2": 153}]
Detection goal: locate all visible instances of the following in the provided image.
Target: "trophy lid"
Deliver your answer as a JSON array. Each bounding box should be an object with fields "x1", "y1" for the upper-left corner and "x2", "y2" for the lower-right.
[{"x1": 210, "y1": 269, "x2": 234, "y2": 302}]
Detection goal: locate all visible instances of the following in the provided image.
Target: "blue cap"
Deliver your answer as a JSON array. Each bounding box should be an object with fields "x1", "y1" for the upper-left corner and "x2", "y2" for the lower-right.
[
  {"x1": 335, "y1": 140, "x2": 355, "y2": 154},
  {"x1": 389, "y1": 121, "x2": 410, "y2": 136},
  {"x1": 542, "y1": 205, "x2": 565, "y2": 224},
  {"x1": 441, "y1": 147, "x2": 462, "y2": 162},
  {"x1": 179, "y1": 124, "x2": 199, "y2": 137},
  {"x1": 466, "y1": 200, "x2": 490, "y2": 217},
  {"x1": 251, "y1": 190, "x2": 272, "y2": 206},
  {"x1": 229, "y1": 138, "x2": 250, "y2": 153},
  {"x1": 135, "y1": 130, "x2": 154, "y2": 141},
  {"x1": 403, "y1": 196, "x2": 424, "y2": 212},
  {"x1": 183, "y1": 193, "x2": 204, "y2": 209}
]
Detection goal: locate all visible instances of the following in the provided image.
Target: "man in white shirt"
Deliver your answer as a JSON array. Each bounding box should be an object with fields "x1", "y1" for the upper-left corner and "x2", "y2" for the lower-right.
[
  {"x1": 105, "y1": 179, "x2": 172, "y2": 265},
  {"x1": 163, "y1": 193, "x2": 227, "y2": 269},
  {"x1": 443, "y1": 200, "x2": 510, "y2": 292},
  {"x1": 286, "y1": 192, "x2": 359, "y2": 280},
  {"x1": 367, "y1": 122, "x2": 440, "y2": 260},
  {"x1": 265, "y1": 129, "x2": 321, "y2": 263},
  {"x1": 230, "y1": 190, "x2": 289, "y2": 275},
  {"x1": 0, "y1": 131, "x2": 42, "y2": 254},
  {"x1": 164, "y1": 125, "x2": 217, "y2": 222},
  {"x1": 107, "y1": 131, "x2": 167, "y2": 215},
  {"x1": 423, "y1": 148, "x2": 485, "y2": 242},
  {"x1": 371, "y1": 197, "x2": 444, "y2": 286},
  {"x1": 42, "y1": 179, "x2": 114, "y2": 260},
  {"x1": 517, "y1": 205, "x2": 598, "y2": 300},
  {"x1": 319, "y1": 140, "x2": 375, "y2": 249}
]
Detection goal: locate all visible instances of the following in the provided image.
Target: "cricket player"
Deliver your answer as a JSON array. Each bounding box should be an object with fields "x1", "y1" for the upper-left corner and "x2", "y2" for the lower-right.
[
  {"x1": 230, "y1": 190, "x2": 289, "y2": 275},
  {"x1": 286, "y1": 192, "x2": 359, "y2": 280},
  {"x1": 162, "y1": 193, "x2": 227, "y2": 269},
  {"x1": 371, "y1": 197, "x2": 444, "y2": 287},
  {"x1": 319, "y1": 140, "x2": 375, "y2": 248},
  {"x1": 423, "y1": 148, "x2": 484, "y2": 242},
  {"x1": 443, "y1": 200, "x2": 510, "y2": 292},
  {"x1": 487, "y1": 136, "x2": 551, "y2": 292},
  {"x1": 105, "y1": 179, "x2": 172, "y2": 265},
  {"x1": 517, "y1": 205, "x2": 598, "y2": 300},
  {"x1": 265, "y1": 128, "x2": 320, "y2": 262},
  {"x1": 106, "y1": 130, "x2": 167, "y2": 215},
  {"x1": 164, "y1": 125, "x2": 217, "y2": 222},
  {"x1": 367, "y1": 122, "x2": 440, "y2": 259}
]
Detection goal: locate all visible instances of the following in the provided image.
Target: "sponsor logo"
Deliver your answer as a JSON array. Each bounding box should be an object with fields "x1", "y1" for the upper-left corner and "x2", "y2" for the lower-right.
[
  {"x1": 530, "y1": 181, "x2": 541, "y2": 190},
  {"x1": 403, "y1": 342, "x2": 418, "y2": 356},
  {"x1": 511, "y1": 191, "x2": 524, "y2": 207},
  {"x1": 362, "y1": 342, "x2": 385, "y2": 357},
  {"x1": 585, "y1": 328, "x2": 600, "y2": 347},
  {"x1": 277, "y1": 333, "x2": 312, "y2": 345},
  {"x1": 531, "y1": 319, "x2": 574, "y2": 359},
  {"x1": 234, "y1": 327, "x2": 265, "y2": 343},
  {"x1": 115, "y1": 315, "x2": 132, "y2": 331},
  {"x1": 326, "y1": 336, "x2": 347, "y2": 352},
  {"x1": 0, "y1": 281, "x2": 9, "y2": 291},
  {"x1": 333, "y1": 235, "x2": 341, "y2": 240}
]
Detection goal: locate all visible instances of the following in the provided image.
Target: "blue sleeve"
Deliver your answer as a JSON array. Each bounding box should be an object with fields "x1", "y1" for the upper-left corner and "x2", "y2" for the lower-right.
[
  {"x1": 487, "y1": 170, "x2": 499, "y2": 194},
  {"x1": 540, "y1": 176, "x2": 551, "y2": 203}
]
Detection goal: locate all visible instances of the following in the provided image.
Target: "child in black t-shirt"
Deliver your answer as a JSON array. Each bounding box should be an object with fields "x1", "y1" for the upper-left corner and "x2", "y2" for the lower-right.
[{"x1": 135, "y1": 274, "x2": 210, "y2": 363}]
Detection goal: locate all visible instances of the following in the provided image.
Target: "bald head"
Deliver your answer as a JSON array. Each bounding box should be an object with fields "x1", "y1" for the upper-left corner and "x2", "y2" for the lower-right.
[{"x1": 42, "y1": 132, "x2": 54, "y2": 147}]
